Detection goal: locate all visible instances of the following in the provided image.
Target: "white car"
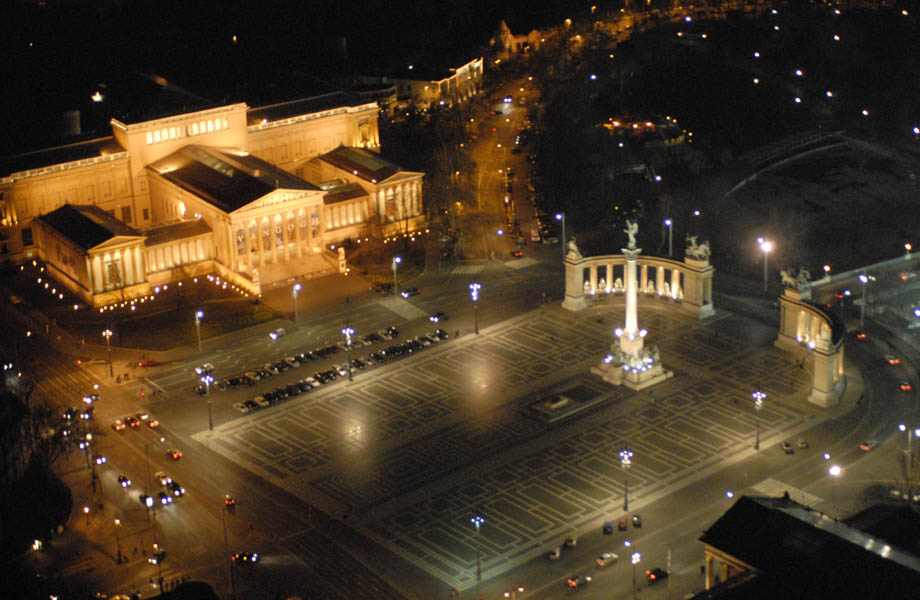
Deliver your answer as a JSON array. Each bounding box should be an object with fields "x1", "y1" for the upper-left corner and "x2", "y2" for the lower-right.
[
  {"x1": 596, "y1": 552, "x2": 619, "y2": 567},
  {"x1": 284, "y1": 356, "x2": 300, "y2": 368},
  {"x1": 269, "y1": 328, "x2": 286, "y2": 340},
  {"x1": 233, "y1": 402, "x2": 251, "y2": 414},
  {"x1": 195, "y1": 363, "x2": 215, "y2": 375},
  {"x1": 301, "y1": 376, "x2": 320, "y2": 388}
]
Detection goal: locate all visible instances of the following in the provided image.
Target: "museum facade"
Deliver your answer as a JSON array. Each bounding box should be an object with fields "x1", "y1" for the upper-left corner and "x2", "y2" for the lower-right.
[{"x1": 0, "y1": 92, "x2": 425, "y2": 307}]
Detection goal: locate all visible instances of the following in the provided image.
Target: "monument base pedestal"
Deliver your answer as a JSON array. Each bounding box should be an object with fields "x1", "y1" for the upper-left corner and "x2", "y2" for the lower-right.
[{"x1": 591, "y1": 361, "x2": 673, "y2": 391}]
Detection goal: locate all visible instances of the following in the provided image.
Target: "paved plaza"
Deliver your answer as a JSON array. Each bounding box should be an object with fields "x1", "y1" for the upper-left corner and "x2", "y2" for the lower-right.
[{"x1": 192, "y1": 295, "x2": 816, "y2": 590}]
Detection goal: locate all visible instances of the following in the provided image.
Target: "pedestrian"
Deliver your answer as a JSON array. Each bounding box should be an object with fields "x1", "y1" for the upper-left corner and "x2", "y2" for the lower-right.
[{"x1": 133, "y1": 547, "x2": 138, "y2": 555}]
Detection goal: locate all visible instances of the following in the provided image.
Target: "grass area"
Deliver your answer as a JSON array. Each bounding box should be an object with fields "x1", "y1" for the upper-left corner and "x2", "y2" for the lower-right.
[{"x1": 5, "y1": 264, "x2": 279, "y2": 351}]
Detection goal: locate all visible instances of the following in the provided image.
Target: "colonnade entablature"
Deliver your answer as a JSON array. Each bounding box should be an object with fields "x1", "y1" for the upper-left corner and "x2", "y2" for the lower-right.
[
  {"x1": 775, "y1": 286, "x2": 846, "y2": 407},
  {"x1": 562, "y1": 251, "x2": 715, "y2": 320}
]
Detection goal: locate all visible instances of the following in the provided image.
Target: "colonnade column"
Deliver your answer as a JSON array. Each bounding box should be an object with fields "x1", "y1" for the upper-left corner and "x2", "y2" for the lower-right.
[{"x1": 671, "y1": 268, "x2": 680, "y2": 298}]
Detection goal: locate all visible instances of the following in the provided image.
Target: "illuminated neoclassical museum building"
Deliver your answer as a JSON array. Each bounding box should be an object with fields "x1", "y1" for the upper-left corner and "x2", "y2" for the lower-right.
[{"x1": 0, "y1": 92, "x2": 424, "y2": 306}]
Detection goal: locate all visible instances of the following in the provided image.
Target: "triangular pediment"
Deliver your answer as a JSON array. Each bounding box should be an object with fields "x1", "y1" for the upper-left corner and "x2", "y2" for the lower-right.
[
  {"x1": 88, "y1": 235, "x2": 146, "y2": 253},
  {"x1": 379, "y1": 170, "x2": 424, "y2": 185},
  {"x1": 229, "y1": 187, "x2": 325, "y2": 216}
]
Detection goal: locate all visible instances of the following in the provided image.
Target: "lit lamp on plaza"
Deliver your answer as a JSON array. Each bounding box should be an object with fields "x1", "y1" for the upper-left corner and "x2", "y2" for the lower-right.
[
  {"x1": 392, "y1": 256, "x2": 401, "y2": 295},
  {"x1": 470, "y1": 283, "x2": 481, "y2": 334},
  {"x1": 752, "y1": 389, "x2": 766, "y2": 450},
  {"x1": 102, "y1": 329, "x2": 113, "y2": 377},
  {"x1": 83, "y1": 505, "x2": 90, "y2": 525},
  {"x1": 114, "y1": 516, "x2": 123, "y2": 564},
  {"x1": 757, "y1": 237, "x2": 773, "y2": 293},
  {"x1": 631, "y1": 550, "x2": 641, "y2": 598},
  {"x1": 829, "y1": 464, "x2": 842, "y2": 511},
  {"x1": 470, "y1": 514, "x2": 485, "y2": 582},
  {"x1": 620, "y1": 445, "x2": 634, "y2": 511},
  {"x1": 906, "y1": 243, "x2": 912, "y2": 258},
  {"x1": 292, "y1": 283, "x2": 302, "y2": 325},
  {"x1": 664, "y1": 217, "x2": 673, "y2": 257},
  {"x1": 202, "y1": 374, "x2": 215, "y2": 431},
  {"x1": 556, "y1": 213, "x2": 566, "y2": 260},
  {"x1": 194, "y1": 310, "x2": 204, "y2": 353},
  {"x1": 342, "y1": 326, "x2": 355, "y2": 382}
]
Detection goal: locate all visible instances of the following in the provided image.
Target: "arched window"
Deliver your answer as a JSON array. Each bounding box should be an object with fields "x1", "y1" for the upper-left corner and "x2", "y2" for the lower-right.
[{"x1": 146, "y1": 132, "x2": 153, "y2": 145}]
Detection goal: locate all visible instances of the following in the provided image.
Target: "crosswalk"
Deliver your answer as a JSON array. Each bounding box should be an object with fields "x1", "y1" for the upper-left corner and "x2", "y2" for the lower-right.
[
  {"x1": 752, "y1": 477, "x2": 824, "y2": 508},
  {"x1": 505, "y1": 257, "x2": 538, "y2": 270},
  {"x1": 451, "y1": 264, "x2": 484, "y2": 276}
]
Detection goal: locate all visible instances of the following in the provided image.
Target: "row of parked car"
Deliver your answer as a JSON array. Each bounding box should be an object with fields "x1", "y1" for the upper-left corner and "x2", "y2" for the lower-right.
[{"x1": 229, "y1": 326, "x2": 452, "y2": 414}]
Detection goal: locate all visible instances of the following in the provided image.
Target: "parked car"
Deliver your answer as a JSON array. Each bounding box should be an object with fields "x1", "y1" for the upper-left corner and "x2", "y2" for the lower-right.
[
  {"x1": 781, "y1": 441, "x2": 795, "y2": 454},
  {"x1": 796, "y1": 439, "x2": 809, "y2": 449},
  {"x1": 603, "y1": 521, "x2": 614, "y2": 535},
  {"x1": 632, "y1": 514, "x2": 642, "y2": 528},
  {"x1": 547, "y1": 547, "x2": 561, "y2": 560},
  {"x1": 564, "y1": 537, "x2": 577, "y2": 548},
  {"x1": 617, "y1": 517, "x2": 628, "y2": 531}
]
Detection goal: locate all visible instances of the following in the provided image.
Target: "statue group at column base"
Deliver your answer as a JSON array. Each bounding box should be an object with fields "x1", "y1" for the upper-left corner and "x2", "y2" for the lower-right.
[{"x1": 591, "y1": 342, "x2": 673, "y2": 391}]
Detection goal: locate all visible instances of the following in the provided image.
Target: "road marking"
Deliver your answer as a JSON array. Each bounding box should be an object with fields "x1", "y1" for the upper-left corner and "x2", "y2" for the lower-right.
[
  {"x1": 452, "y1": 264, "x2": 484, "y2": 275},
  {"x1": 752, "y1": 477, "x2": 824, "y2": 507}
]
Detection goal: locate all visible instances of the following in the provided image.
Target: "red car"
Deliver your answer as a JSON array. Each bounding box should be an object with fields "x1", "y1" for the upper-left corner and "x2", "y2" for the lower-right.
[
  {"x1": 167, "y1": 449, "x2": 183, "y2": 461},
  {"x1": 900, "y1": 382, "x2": 913, "y2": 392},
  {"x1": 138, "y1": 359, "x2": 160, "y2": 367},
  {"x1": 510, "y1": 250, "x2": 524, "y2": 258}
]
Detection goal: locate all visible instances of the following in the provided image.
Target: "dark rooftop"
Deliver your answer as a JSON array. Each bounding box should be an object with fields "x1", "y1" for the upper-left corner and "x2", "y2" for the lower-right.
[
  {"x1": 144, "y1": 219, "x2": 213, "y2": 246},
  {"x1": 39, "y1": 204, "x2": 141, "y2": 251},
  {"x1": 247, "y1": 91, "x2": 373, "y2": 127},
  {"x1": 106, "y1": 72, "x2": 217, "y2": 126},
  {"x1": 699, "y1": 495, "x2": 920, "y2": 600},
  {"x1": 147, "y1": 146, "x2": 320, "y2": 213},
  {"x1": 318, "y1": 146, "x2": 399, "y2": 183},
  {"x1": 0, "y1": 137, "x2": 126, "y2": 180},
  {"x1": 323, "y1": 182, "x2": 367, "y2": 205}
]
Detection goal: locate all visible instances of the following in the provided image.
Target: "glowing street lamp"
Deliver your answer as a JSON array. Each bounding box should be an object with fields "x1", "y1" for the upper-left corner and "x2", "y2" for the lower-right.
[
  {"x1": 758, "y1": 238, "x2": 773, "y2": 292},
  {"x1": 620, "y1": 445, "x2": 633, "y2": 511},
  {"x1": 392, "y1": 256, "x2": 401, "y2": 296},
  {"x1": 556, "y1": 213, "x2": 566, "y2": 260},
  {"x1": 829, "y1": 464, "x2": 841, "y2": 511},
  {"x1": 102, "y1": 329, "x2": 113, "y2": 377},
  {"x1": 664, "y1": 218, "x2": 673, "y2": 257},
  {"x1": 342, "y1": 326, "x2": 355, "y2": 382},
  {"x1": 202, "y1": 374, "x2": 215, "y2": 431},
  {"x1": 752, "y1": 390, "x2": 766, "y2": 450},
  {"x1": 292, "y1": 283, "x2": 301, "y2": 325},
  {"x1": 470, "y1": 283, "x2": 481, "y2": 334},
  {"x1": 899, "y1": 424, "x2": 920, "y2": 498},
  {"x1": 631, "y1": 551, "x2": 641, "y2": 598},
  {"x1": 114, "y1": 516, "x2": 123, "y2": 564},
  {"x1": 471, "y1": 514, "x2": 485, "y2": 581},
  {"x1": 194, "y1": 310, "x2": 204, "y2": 353},
  {"x1": 858, "y1": 273, "x2": 874, "y2": 329}
]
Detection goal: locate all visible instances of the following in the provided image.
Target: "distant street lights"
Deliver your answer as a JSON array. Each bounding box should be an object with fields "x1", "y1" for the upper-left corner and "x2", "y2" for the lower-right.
[
  {"x1": 664, "y1": 218, "x2": 673, "y2": 257},
  {"x1": 471, "y1": 514, "x2": 485, "y2": 582},
  {"x1": 556, "y1": 213, "x2": 566, "y2": 260},
  {"x1": 392, "y1": 256, "x2": 402, "y2": 296},
  {"x1": 342, "y1": 326, "x2": 355, "y2": 382},
  {"x1": 620, "y1": 445, "x2": 633, "y2": 511},
  {"x1": 102, "y1": 329, "x2": 113, "y2": 377},
  {"x1": 758, "y1": 237, "x2": 773, "y2": 292},
  {"x1": 292, "y1": 283, "x2": 301, "y2": 325},
  {"x1": 202, "y1": 374, "x2": 215, "y2": 431},
  {"x1": 470, "y1": 283, "x2": 481, "y2": 334},
  {"x1": 194, "y1": 310, "x2": 204, "y2": 353},
  {"x1": 752, "y1": 389, "x2": 766, "y2": 450}
]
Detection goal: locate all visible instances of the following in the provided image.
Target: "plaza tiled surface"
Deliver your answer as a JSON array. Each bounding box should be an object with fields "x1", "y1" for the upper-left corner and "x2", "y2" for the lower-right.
[{"x1": 193, "y1": 297, "x2": 814, "y2": 589}]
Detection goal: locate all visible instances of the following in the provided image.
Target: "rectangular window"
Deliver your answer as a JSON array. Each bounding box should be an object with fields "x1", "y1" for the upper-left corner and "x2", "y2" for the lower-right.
[
  {"x1": 142, "y1": 208, "x2": 149, "y2": 221},
  {"x1": 121, "y1": 206, "x2": 132, "y2": 223},
  {"x1": 21, "y1": 227, "x2": 33, "y2": 246}
]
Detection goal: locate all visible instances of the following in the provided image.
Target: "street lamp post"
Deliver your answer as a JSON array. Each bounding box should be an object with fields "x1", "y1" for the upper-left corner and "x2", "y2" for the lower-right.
[
  {"x1": 202, "y1": 374, "x2": 215, "y2": 431},
  {"x1": 102, "y1": 329, "x2": 113, "y2": 377},
  {"x1": 470, "y1": 514, "x2": 485, "y2": 582},
  {"x1": 556, "y1": 213, "x2": 566, "y2": 260},
  {"x1": 114, "y1": 516, "x2": 122, "y2": 564},
  {"x1": 758, "y1": 238, "x2": 773, "y2": 293},
  {"x1": 899, "y1": 424, "x2": 920, "y2": 498},
  {"x1": 222, "y1": 498, "x2": 236, "y2": 596},
  {"x1": 144, "y1": 436, "x2": 165, "y2": 521},
  {"x1": 342, "y1": 326, "x2": 354, "y2": 382},
  {"x1": 194, "y1": 310, "x2": 204, "y2": 353},
  {"x1": 292, "y1": 283, "x2": 301, "y2": 325},
  {"x1": 858, "y1": 273, "x2": 874, "y2": 330},
  {"x1": 829, "y1": 464, "x2": 841, "y2": 512},
  {"x1": 631, "y1": 551, "x2": 641, "y2": 598},
  {"x1": 620, "y1": 445, "x2": 633, "y2": 511},
  {"x1": 752, "y1": 389, "x2": 766, "y2": 450},
  {"x1": 470, "y1": 283, "x2": 481, "y2": 334},
  {"x1": 664, "y1": 218, "x2": 673, "y2": 257},
  {"x1": 392, "y1": 256, "x2": 401, "y2": 296}
]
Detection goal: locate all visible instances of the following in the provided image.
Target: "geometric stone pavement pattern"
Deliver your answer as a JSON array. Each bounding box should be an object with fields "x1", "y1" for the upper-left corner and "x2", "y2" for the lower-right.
[{"x1": 194, "y1": 298, "x2": 813, "y2": 589}]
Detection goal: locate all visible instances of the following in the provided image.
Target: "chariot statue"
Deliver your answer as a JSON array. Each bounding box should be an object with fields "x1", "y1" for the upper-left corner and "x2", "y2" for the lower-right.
[{"x1": 685, "y1": 235, "x2": 711, "y2": 259}]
